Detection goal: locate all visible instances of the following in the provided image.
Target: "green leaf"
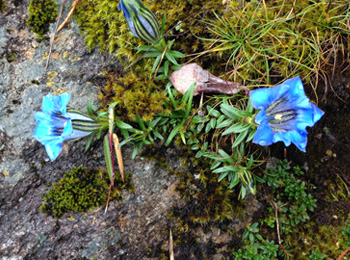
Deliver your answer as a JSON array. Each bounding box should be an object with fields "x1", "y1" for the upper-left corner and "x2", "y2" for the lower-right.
[
  {"x1": 168, "y1": 50, "x2": 185, "y2": 59},
  {"x1": 213, "y1": 166, "x2": 240, "y2": 173},
  {"x1": 246, "y1": 100, "x2": 254, "y2": 113},
  {"x1": 222, "y1": 122, "x2": 246, "y2": 135},
  {"x1": 216, "y1": 118, "x2": 235, "y2": 129},
  {"x1": 151, "y1": 55, "x2": 162, "y2": 74},
  {"x1": 149, "y1": 117, "x2": 162, "y2": 128},
  {"x1": 165, "y1": 83, "x2": 195, "y2": 146},
  {"x1": 210, "y1": 118, "x2": 217, "y2": 129},
  {"x1": 135, "y1": 45, "x2": 158, "y2": 52},
  {"x1": 85, "y1": 133, "x2": 95, "y2": 151},
  {"x1": 229, "y1": 174, "x2": 240, "y2": 189},
  {"x1": 143, "y1": 52, "x2": 162, "y2": 58},
  {"x1": 156, "y1": 74, "x2": 168, "y2": 80},
  {"x1": 256, "y1": 234, "x2": 263, "y2": 241},
  {"x1": 220, "y1": 104, "x2": 241, "y2": 119},
  {"x1": 115, "y1": 119, "x2": 133, "y2": 129},
  {"x1": 246, "y1": 128, "x2": 256, "y2": 142},
  {"x1": 96, "y1": 129, "x2": 102, "y2": 139},
  {"x1": 184, "y1": 82, "x2": 195, "y2": 116},
  {"x1": 161, "y1": 14, "x2": 166, "y2": 35},
  {"x1": 86, "y1": 101, "x2": 98, "y2": 117},
  {"x1": 180, "y1": 132, "x2": 186, "y2": 144},
  {"x1": 207, "y1": 105, "x2": 221, "y2": 117},
  {"x1": 218, "y1": 172, "x2": 228, "y2": 182},
  {"x1": 164, "y1": 60, "x2": 170, "y2": 76},
  {"x1": 120, "y1": 128, "x2": 130, "y2": 139},
  {"x1": 167, "y1": 39, "x2": 175, "y2": 50},
  {"x1": 232, "y1": 130, "x2": 248, "y2": 148},
  {"x1": 165, "y1": 52, "x2": 178, "y2": 65},
  {"x1": 249, "y1": 233, "x2": 254, "y2": 243},
  {"x1": 165, "y1": 120, "x2": 184, "y2": 146},
  {"x1": 210, "y1": 161, "x2": 221, "y2": 170},
  {"x1": 205, "y1": 121, "x2": 212, "y2": 133},
  {"x1": 247, "y1": 155, "x2": 254, "y2": 169},
  {"x1": 240, "y1": 186, "x2": 247, "y2": 199},
  {"x1": 132, "y1": 146, "x2": 138, "y2": 159},
  {"x1": 172, "y1": 64, "x2": 182, "y2": 71},
  {"x1": 103, "y1": 135, "x2": 113, "y2": 182}
]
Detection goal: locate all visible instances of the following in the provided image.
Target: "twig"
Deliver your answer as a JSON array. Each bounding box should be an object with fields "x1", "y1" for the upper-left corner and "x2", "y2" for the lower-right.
[
  {"x1": 56, "y1": 0, "x2": 81, "y2": 32},
  {"x1": 169, "y1": 229, "x2": 174, "y2": 260},
  {"x1": 154, "y1": 44, "x2": 168, "y2": 78},
  {"x1": 271, "y1": 201, "x2": 289, "y2": 255},
  {"x1": 46, "y1": 0, "x2": 66, "y2": 69},
  {"x1": 336, "y1": 246, "x2": 350, "y2": 260}
]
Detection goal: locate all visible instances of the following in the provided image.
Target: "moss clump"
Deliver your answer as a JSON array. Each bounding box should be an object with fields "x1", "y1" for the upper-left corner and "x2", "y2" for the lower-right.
[
  {"x1": 27, "y1": 0, "x2": 58, "y2": 40},
  {"x1": 40, "y1": 166, "x2": 134, "y2": 218},
  {"x1": 99, "y1": 69, "x2": 170, "y2": 121},
  {"x1": 0, "y1": 0, "x2": 6, "y2": 13},
  {"x1": 284, "y1": 220, "x2": 350, "y2": 259}
]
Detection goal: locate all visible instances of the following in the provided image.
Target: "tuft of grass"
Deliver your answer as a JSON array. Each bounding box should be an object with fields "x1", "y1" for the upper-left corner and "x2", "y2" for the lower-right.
[{"x1": 202, "y1": 0, "x2": 350, "y2": 88}]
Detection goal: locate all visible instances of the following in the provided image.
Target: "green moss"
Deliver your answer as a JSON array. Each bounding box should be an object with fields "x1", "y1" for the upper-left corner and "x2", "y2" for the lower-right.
[
  {"x1": 0, "y1": 0, "x2": 5, "y2": 13},
  {"x1": 99, "y1": 69, "x2": 170, "y2": 121},
  {"x1": 284, "y1": 219, "x2": 350, "y2": 259},
  {"x1": 6, "y1": 52, "x2": 15, "y2": 62},
  {"x1": 27, "y1": 0, "x2": 58, "y2": 40},
  {"x1": 40, "y1": 166, "x2": 134, "y2": 218}
]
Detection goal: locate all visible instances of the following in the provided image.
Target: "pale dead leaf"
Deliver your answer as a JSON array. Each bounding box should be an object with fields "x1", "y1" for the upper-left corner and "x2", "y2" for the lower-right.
[{"x1": 112, "y1": 133, "x2": 124, "y2": 182}]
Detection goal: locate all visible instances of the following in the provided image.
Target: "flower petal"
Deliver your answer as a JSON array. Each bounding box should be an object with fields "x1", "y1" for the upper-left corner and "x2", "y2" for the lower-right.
[
  {"x1": 253, "y1": 120, "x2": 274, "y2": 146},
  {"x1": 274, "y1": 131, "x2": 307, "y2": 152},
  {"x1": 250, "y1": 82, "x2": 289, "y2": 110},
  {"x1": 295, "y1": 104, "x2": 324, "y2": 132},
  {"x1": 251, "y1": 76, "x2": 324, "y2": 152},
  {"x1": 45, "y1": 140, "x2": 64, "y2": 161}
]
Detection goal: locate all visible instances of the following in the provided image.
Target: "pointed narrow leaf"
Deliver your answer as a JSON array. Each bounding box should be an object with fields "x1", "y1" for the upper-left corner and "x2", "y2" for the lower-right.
[
  {"x1": 165, "y1": 52, "x2": 178, "y2": 65},
  {"x1": 232, "y1": 130, "x2": 248, "y2": 148},
  {"x1": 104, "y1": 135, "x2": 114, "y2": 182},
  {"x1": 151, "y1": 55, "x2": 162, "y2": 74},
  {"x1": 85, "y1": 133, "x2": 95, "y2": 151}
]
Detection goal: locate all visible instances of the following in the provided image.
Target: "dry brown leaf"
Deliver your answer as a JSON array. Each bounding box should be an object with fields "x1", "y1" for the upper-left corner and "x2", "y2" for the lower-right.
[{"x1": 112, "y1": 133, "x2": 124, "y2": 182}]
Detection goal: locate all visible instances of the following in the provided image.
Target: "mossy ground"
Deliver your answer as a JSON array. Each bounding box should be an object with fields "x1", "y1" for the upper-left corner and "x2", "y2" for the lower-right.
[{"x1": 41, "y1": 166, "x2": 134, "y2": 218}]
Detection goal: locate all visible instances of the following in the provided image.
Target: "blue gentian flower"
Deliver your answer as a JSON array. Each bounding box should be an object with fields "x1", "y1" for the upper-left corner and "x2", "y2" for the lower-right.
[
  {"x1": 118, "y1": 0, "x2": 161, "y2": 44},
  {"x1": 250, "y1": 76, "x2": 324, "y2": 152},
  {"x1": 33, "y1": 93, "x2": 101, "y2": 161}
]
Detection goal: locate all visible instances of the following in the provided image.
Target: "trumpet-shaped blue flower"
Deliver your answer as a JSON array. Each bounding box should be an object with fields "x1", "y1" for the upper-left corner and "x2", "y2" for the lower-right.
[
  {"x1": 118, "y1": 0, "x2": 161, "y2": 44},
  {"x1": 250, "y1": 76, "x2": 324, "y2": 152},
  {"x1": 33, "y1": 93, "x2": 101, "y2": 161}
]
